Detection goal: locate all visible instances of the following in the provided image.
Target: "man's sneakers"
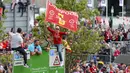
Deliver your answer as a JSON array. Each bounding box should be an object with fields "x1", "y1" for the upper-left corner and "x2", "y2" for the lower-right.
[
  {"x1": 60, "y1": 61, "x2": 64, "y2": 67},
  {"x1": 24, "y1": 64, "x2": 29, "y2": 68}
]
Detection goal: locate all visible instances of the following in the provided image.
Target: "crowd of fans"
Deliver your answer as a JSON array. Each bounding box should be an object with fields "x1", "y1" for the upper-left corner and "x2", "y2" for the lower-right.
[
  {"x1": 70, "y1": 19, "x2": 130, "y2": 73},
  {"x1": 100, "y1": 24, "x2": 130, "y2": 57},
  {"x1": 0, "y1": 62, "x2": 12, "y2": 73},
  {"x1": 71, "y1": 59, "x2": 130, "y2": 73}
]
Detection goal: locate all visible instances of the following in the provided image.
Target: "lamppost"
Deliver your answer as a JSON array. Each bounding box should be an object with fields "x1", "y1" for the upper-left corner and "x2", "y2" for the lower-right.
[
  {"x1": 109, "y1": 6, "x2": 114, "y2": 28},
  {"x1": 111, "y1": 6, "x2": 114, "y2": 18},
  {"x1": 109, "y1": 6, "x2": 114, "y2": 63}
]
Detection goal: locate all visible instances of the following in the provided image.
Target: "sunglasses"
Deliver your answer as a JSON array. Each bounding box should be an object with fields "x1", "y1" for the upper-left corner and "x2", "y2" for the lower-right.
[{"x1": 56, "y1": 28, "x2": 60, "y2": 30}]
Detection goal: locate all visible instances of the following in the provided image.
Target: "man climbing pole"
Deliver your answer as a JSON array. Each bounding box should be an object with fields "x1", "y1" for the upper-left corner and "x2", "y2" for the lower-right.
[
  {"x1": 8, "y1": 28, "x2": 29, "y2": 68},
  {"x1": 46, "y1": 24, "x2": 68, "y2": 66}
]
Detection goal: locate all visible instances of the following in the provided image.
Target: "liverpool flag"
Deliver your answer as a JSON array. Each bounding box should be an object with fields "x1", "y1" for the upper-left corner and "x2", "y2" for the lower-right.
[{"x1": 45, "y1": 0, "x2": 79, "y2": 32}]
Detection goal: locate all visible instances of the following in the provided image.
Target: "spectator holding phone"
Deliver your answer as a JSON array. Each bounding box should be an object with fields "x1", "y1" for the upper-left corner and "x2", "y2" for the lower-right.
[{"x1": 28, "y1": 40, "x2": 42, "y2": 56}]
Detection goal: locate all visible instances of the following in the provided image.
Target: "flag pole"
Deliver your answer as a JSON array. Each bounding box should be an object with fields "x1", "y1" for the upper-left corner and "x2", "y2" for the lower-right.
[
  {"x1": 45, "y1": 0, "x2": 49, "y2": 16},
  {"x1": 106, "y1": 0, "x2": 108, "y2": 19},
  {"x1": 45, "y1": 0, "x2": 49, "y2": 23}
]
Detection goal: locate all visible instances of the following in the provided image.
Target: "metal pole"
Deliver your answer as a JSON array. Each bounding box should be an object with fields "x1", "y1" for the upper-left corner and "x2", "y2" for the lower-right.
[
  {"x1": 109, "y1": 42, "x2": 112, "y2": 63},
  {"x1": 122, "y1": 0, "x2": 124, "y2": 17},
  {"x1": 14, "y1": 5, "x2": 16, "y2": 32},
  {"x1": 27, "y1": 5, "x2": 29, "y2": 33},
  {"x1": 112, "y1": 13, "x2": 113, "y2": 29},
  {"x1": 122, "y1": 0, "x2": 124, "y2": 24},
  {"x1": 106, "y1": 0, "x2": 108, "y2": 18}
]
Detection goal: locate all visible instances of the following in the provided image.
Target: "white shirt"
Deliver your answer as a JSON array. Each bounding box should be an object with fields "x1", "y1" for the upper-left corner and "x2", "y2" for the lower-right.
[
  {"x1": 127, "y1": 32, "x2": 130, "y2": 40},
  {"x1": 0, "y1": 65, "x2": 4, "y2": 70},
  {"x1": 9, "y1": 32, "x2": 23, "y2": 48}
]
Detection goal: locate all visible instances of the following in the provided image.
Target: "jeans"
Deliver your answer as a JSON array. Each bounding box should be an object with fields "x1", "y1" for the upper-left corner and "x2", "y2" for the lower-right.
[
  {"x1": 12, "y1": 47, "x2": 27, "y2": 65},
  {"x1": 54, "y1": 44, "x2": 63, "y2": 62}
]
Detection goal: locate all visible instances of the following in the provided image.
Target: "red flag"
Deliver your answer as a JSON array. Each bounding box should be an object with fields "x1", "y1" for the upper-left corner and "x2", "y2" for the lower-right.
[
  {"x1": 0, "y1": 8, "x2": 3, "y2": 16},
  {"x1": 45, "y1": 0, "x2": 78, "y2": 32}
]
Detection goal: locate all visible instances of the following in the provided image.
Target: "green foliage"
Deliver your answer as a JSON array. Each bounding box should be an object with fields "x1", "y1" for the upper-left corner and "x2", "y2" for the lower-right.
[
  {"x1": 0, "y1": 12, "x2": 10, "y2": 65},
  {"x1": 56, "y1": 0, "x2": 100, "y2": 19},
  {"x1": 66, "y1": 26, "x2": 104, "y2": 72},
  {"x1": 55, "y1": 0, "x2": 102, "y2": 72},
  {"x1": 69, "y1": 27, "x2": 104, "y2": 54},
  {"x1": 3, "y1": 0, "x2": 12, "y2": 4},
  {"x1": 0, "y1": 15, "x2": 6, "y2": 40},
  {"x1": 32, "y1": 13, "x2": 49, "y2": 40},
  {"x1": 0, "y1": 54, "x2": 13, "y2": 64}
]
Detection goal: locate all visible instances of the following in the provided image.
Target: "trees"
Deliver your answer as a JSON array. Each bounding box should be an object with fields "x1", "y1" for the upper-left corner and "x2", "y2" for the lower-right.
[
  {"x1": 55, "y1": 0, "x2": 103, "y2": 72},
  {"x1": 0, "y1": 14, "x2": 6, "y2": 41},
  {"x1": 0, "y1": 12, "x2": 12, "y2": 68}
]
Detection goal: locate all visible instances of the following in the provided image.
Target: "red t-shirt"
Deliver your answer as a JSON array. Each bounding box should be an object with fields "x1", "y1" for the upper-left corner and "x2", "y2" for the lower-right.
[
  {"x1": 114, "y1": 49, "x2": 120, "y2": 57},
  {"x1": 104, "y1": 31, "x2": 112, "y2": 41},
  {"x1": 110, "y1": 70, "x2": 114, "y2": 73},
  {"x1": 90, "y1": 66, "x2": 97, "y2": 73},
  {"x1": 2, "y1": 41, "x2": 9, "y2": 49},
  {"x1": 47, "y1": 27, "x2": 67, "y2": 44},
  {"x1": 125, "y1": 67, "x2": 130, "y2": 73}
]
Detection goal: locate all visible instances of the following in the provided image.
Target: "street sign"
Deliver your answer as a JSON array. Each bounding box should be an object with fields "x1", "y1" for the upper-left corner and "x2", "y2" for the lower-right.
[
  {"x1": 49, "y1": 47, "x2": 65, "y2": 67},
  {"x1": 53, "y1": 56, "x2": 60, "y2": 66}
]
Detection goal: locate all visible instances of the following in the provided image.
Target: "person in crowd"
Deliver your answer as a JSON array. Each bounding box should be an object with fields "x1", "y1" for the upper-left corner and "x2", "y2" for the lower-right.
[
  {"x1": 10, "y1": 0, "x2": 19, "y2": 11},
  {"x1": 62, "y1": 35, "x2": 72, "y2": 53},
  {"x1": 8, "y1": 28, "x2": 29, "y2": 68},
  {"x1": 47, "y1": 25, "x2": 68, "y2": 66},
  {"x1": 0, "y1": 0, "x2": 5, "y2": 15},
  {"x1": 93, "y1": 54, "x2": 97, "y2": 64},
  {"x1": 0, "y1": 40, "x2": 3, "y2": 54},
  {"x1": 28, "y1": 40, "x2": 42, "y2": 56},
  {"x1": 125, "y1": 64, "x2": 130, "y2": 73},
  {"x1": 42, "y1": 35, "x2": 53, "y2": 52},
  {"x1": 123, "y1": 30, "x2": 127, "y2": 40},
  {"x1": 104, "y1": 28, "x2": 112, "y2": 43},
  {"x1": 113, "y1": 47, "x2": 120, "y2": 59},
  {"x1": 2, "y1": 39, "x2": 9, "y2": 51},
  {"x1": 127, "y1": 29, "x2": 130, "y2": 41},
  {"x1": 18, "y1": 0, "x2": 25, "y2": 17},
  {"x1": 81, "y1": 62, "x2": 87, "y2": 73},
  {"x1": 24, "y1": 0, "x2": 30, "y2": 12},
  {"x1": 0, "y1": 63, "x2": 4, "y2": 73},
  {"x1": 97, "y1": 59, "x2": 104, "y2": 70},
  {"x1": 120, "y1": 45, "x2": 127, "y2": 54},
  {"x1": 109, "y1": 64, "x2": 114, "y2": 73},
  {"x1": 118, "y1": 32, "x2": 125, "y2": 41},
  {"x1": 99, "y1": 66, "x2": 107, "y2": 73},
  {"x1": 115, "y1": 68, "x2": 120, "y2": 73},
  {"x1": 89, "y1": 62, "x2": 98, "y2": 73},
  {"x1": 72, "y1": 67, "x2": 83, "y2": 73}
]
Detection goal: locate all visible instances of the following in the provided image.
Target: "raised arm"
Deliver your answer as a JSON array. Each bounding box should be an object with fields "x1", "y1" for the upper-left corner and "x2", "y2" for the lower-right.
[
  {"x1": 47, "y1": 27, "x2": 55, "y2": 33},
  {"x1": 60, "y1": 32, "x2": 67, "y2": 35}
]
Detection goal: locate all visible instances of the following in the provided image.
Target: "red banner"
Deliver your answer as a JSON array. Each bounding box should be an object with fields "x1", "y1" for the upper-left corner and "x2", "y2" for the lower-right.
[
  {"x1": 45, "y1": 0, "x2": 78, "y2": 32},
  {"x1": 0, "y1": 8, "x2": 3, "y2": 16}
]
